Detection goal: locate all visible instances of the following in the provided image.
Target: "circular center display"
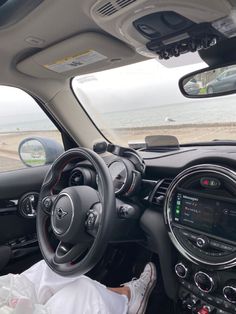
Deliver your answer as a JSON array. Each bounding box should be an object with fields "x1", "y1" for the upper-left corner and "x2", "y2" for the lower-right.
[{"x1": 164, "y1": 164, "x2": 236, "y2": 269}]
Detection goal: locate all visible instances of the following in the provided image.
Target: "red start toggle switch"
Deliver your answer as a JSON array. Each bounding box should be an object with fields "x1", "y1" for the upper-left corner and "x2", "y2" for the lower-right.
[{"x1": 197, "y1": 306, "x2": 210, "y2": 314}]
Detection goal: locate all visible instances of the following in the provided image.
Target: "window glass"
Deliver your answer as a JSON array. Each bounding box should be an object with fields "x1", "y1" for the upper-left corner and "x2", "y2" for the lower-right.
[
  {"x1": 0, "y1": 86, "x2": 63, "y2": 172},
  {"x1": 228, "y1": 70, "x2": 236, "y2": 76},
  {"x1": 72, "y1": 58, "x2": 236, "y2": 147},
  {"x1": 220, "y1": 72, "x2": 227, "y2": 79}
]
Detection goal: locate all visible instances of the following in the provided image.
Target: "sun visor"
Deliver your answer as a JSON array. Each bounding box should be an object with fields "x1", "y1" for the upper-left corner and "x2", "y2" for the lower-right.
[{"x1": 17, "y1": 32, "x2": 135, "y2": 79}]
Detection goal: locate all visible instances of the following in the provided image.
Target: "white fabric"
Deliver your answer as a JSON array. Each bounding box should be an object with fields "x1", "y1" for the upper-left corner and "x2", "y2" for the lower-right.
[{"x1": 0, "y1": 260, "x2": 128, "y2": 314}]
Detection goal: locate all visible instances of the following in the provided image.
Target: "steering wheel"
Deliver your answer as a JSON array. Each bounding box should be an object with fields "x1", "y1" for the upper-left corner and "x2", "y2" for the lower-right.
[{"x1": 37, "y1": 148, "x2": 116, "y2": 276}]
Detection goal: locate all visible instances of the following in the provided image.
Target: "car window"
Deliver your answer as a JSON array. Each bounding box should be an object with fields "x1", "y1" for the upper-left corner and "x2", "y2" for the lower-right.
[
  {"x1": 219, "y1": 72, "x2": 227, "y2": 79},
  {"x1": 72, "y1": 59, "x2": 236, "y2": 147},
  {"x1": 227, "y1": 70, "x2": 236, "y2": 76},
  {"x1": 0, "y1": 86, "x2": 63, "y2": 172}
]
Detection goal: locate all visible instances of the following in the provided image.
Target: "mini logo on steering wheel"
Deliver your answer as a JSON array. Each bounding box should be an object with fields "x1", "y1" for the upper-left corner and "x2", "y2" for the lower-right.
[{"x1": 56, "y1": 207, "x2": 68, "y2": 219}]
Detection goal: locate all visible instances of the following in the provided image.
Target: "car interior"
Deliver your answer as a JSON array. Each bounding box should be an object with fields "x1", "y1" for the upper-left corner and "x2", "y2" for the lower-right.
[{"x1": 2, "y1": 0, "x2": 236, "y2": 313}]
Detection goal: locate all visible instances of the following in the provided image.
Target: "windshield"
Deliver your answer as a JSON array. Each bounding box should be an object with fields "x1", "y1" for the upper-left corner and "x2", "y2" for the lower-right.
[{"x1": 72, "y1": 57, "x2": 236, "y2": 147}]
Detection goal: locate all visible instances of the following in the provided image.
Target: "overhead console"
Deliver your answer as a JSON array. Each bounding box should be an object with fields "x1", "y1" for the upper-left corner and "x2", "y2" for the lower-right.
[
  {"x1": 133, "y1": 11, "x2": 224, "y2": 60},
  {"x1": 90, "y1": 0, "x2": 233, "y2": 59}
]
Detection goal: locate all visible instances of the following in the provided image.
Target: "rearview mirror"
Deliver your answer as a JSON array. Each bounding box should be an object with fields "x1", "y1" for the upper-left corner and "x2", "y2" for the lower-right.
[{"x1": 179, "y1": 63, "x2": 236, "y2": 97}]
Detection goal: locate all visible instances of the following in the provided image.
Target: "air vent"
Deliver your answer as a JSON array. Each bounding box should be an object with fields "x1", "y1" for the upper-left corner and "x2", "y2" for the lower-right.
[
  {"x1": 116, "y1": 0, "x2": 136, "y2": 9},
  {"x1": 69, "y1": 170, "x2": 84, "y2": 186},
  {"x1": 96, "y1": 0, "x2": 137, "y2": 17},
  {"x1": 97, "y1": 2, "x2": 118, "y2": 17},
  {"x1": 150, "y1": 178, "x2": 173, "y2": 206}
]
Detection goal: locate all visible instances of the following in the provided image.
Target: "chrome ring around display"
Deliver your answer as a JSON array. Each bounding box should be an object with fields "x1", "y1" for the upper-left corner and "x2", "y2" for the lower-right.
[
  {"x1": 164, "y1": 164, "x2": 236, "y2": 269},
  {"x1": 223, "y1": 285, "x2": 236, "y2": 304},
  {"x1": 194, "y1": 271, "x2": 215, "y2": 293}
]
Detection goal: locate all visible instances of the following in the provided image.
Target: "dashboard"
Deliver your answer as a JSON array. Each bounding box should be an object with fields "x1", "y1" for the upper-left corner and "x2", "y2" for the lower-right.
[
  {"x1": 140, "y1": 145, "x2": 236, "y2": 314},
  {"x1": 3, "y1": 143, "x2": 236, "y2": 312},
  {"x1": 68, "y1": 158, "x2": 137, "y2": 196},
  {"x1": 91, "y1": 144, "x2": 236, "y2": 314}
]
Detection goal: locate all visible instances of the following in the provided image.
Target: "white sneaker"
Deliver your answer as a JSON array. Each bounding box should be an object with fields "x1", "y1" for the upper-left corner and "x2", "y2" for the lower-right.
[{"x1": 122, "y1": 262, "x2": 157, "y2": 314}]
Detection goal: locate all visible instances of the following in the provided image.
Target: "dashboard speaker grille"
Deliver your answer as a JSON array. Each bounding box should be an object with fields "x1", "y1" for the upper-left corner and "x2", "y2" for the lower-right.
[
  {"x1": 95, "y1": 0, "x2": 137, "y2": 17},
  {"x1": 150, "y1": 178, "x2": 173, "y2": 206}
]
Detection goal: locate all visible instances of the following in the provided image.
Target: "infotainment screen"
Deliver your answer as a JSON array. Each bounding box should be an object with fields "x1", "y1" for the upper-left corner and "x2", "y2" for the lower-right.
[{"x1": 173, "y1": 193, "x2": 236, "y2": 242}]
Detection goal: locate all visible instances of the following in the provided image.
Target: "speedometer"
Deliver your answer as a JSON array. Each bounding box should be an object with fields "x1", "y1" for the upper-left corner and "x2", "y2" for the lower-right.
[{"x1": 108, "y1": 160, "x2": 128, "y2": 194}]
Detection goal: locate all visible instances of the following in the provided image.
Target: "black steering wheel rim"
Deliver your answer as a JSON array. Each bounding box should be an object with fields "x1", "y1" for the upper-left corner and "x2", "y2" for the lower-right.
[{"x1": 37, "y1": 148, "x2": 116, "y2": 276}]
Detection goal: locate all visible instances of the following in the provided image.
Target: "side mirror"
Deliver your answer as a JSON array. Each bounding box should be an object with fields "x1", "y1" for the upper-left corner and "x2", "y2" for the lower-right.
[{"x1": 18, "y1": 137, "x2": 64, "y2": 167}]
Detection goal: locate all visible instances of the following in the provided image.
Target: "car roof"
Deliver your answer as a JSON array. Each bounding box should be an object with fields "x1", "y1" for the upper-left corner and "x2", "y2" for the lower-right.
[{"x1": 0, "y1": 0, "x2": 234, "y2": 99}]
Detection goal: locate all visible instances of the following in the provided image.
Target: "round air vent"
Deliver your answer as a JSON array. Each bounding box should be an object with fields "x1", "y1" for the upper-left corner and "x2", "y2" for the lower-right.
[
  {"x1": 18, "y1": 192, "x2": 39, "y2": 218},
  {"x1": 69, "y1": 170, "x2": 84, "y2": 186}
]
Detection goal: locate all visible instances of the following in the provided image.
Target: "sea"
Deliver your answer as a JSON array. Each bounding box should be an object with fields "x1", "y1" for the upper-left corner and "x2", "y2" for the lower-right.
[
  {"x1": 0, "y1": 114, "x2": 56, "y2": 133},
  {"x1": 101, "y1": 97, "x2": 236, "y2": 129},
  {"x1": 1, "y1": 97, "x2": 236, "y2": 132}
]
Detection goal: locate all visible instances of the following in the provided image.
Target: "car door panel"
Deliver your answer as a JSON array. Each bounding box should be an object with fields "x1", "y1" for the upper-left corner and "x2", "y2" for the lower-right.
[
  {"x1": 0, "y1": 165, "x2": 49, "y2": 273},
  {"x1": 0, "y1": 165, "x2": 49, "y2": 199}
]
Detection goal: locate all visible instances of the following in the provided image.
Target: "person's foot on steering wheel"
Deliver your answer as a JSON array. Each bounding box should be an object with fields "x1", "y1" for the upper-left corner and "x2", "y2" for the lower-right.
[{"x1": 122, "y1": 262, "x2": 157, "y2": 314}]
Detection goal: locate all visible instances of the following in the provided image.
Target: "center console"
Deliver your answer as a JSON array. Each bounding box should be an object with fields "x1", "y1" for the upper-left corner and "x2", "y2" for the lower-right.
[{"x1": 164, "y1": 164, "x2": 236, "y2": 314}]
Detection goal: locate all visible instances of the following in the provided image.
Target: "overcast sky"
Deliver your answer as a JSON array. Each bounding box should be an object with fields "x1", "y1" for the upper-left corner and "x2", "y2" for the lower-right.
[
  {"x1": 74, "y1": 54, "x2": 206, "y2": 113},
  {"x1": 0, "y1": 86, "x2": 43, "y2": 117}
]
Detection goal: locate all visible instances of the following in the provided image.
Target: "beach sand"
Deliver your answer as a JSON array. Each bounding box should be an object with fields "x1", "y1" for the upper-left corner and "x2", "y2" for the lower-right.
[
  {"x1": 107, "y1": 123, "x2": 236, "y2": 146},
  {"x1": 0, "y1": 124, "x2": 236, "y2": 172}
]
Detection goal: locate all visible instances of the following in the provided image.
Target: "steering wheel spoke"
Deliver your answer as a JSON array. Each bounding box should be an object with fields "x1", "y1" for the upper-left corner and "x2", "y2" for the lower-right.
[
  {"x1": 54, "y1": 241, "x2": 91, "y2": 264},
  {"x1": 85, "y1": 202, "x2": 102, "y2": 237}
]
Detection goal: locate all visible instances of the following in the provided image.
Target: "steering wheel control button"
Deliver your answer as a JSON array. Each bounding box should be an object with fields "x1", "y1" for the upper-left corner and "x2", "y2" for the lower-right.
[
  {"x1": 194, "y1": 272, "x2": 215, "y2": 293},
  {"x1": 175, "y1": 263, "x2": 189, "y2": 279},
  {"x1": 51, "y1": 194, "x2": 73, "y2": 236},
  {"x1": 118, "y1": 204, "x2": 137, "y2": 218},
  {"x1": 86, "y1": 212, "x2": 97, "y2": 229},
  {"x1": 42, "y1": 197, "x2": 53, "y2": 211},
  {"x1": 223, "y1": 282, "x2": 236, "y2": 303}
]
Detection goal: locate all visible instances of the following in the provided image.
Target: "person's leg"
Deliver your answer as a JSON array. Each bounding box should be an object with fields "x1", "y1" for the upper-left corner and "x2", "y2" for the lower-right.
[
  {"x1": 110, "y1": 262, "x2": 157, "y2": 314},
  {"x1": 45, "y1": 276, "x2": 128, "y2": 314},
  {"x1": 22, "y1": 260, "x2": 156, "y2": 314},
  {"x1": 22, "y1": 260, "x2": 85, "y2": 304},
  {"x1": 109, "y1": 286, "x2": 131, "y2": 300}
]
